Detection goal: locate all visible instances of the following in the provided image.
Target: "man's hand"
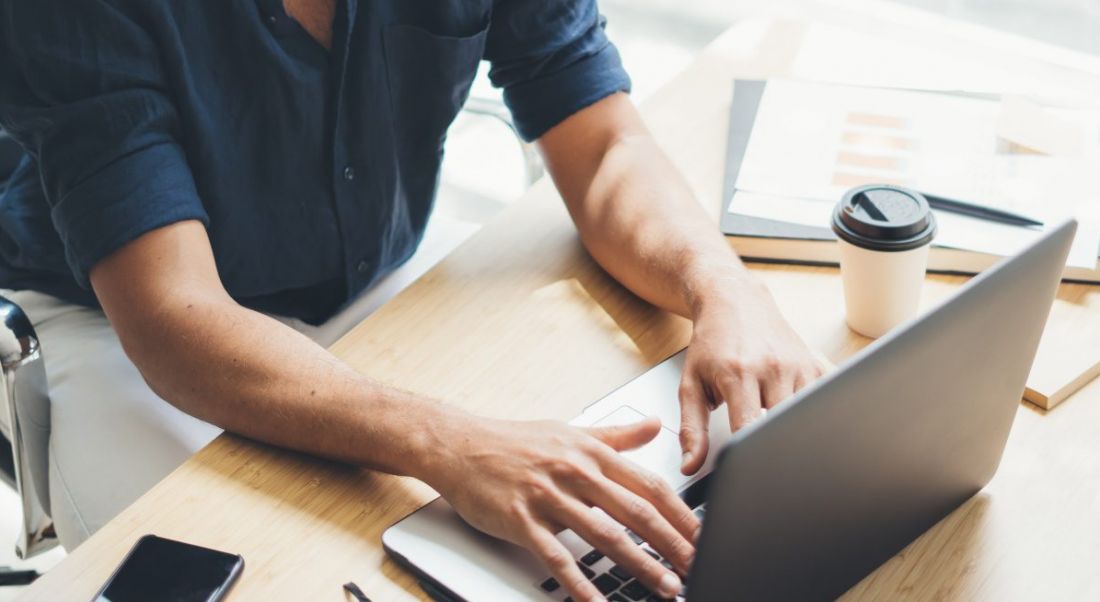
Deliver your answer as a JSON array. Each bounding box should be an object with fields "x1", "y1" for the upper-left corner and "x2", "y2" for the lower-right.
[
  {"x1": 425, "y1": 416, "x2": 697, "y2": 602},
  {"x1": 678, "y1": 277, "x2": 825, "y2": 475}
]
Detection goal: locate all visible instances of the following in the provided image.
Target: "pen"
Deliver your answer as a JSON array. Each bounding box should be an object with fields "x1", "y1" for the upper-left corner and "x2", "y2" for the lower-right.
[
  {"x1": 922, "y1": 192, "x2": 1044, "y2": 228},
  {"x1": 343, "y1": 581, "x2": 372, "y2": 602}
]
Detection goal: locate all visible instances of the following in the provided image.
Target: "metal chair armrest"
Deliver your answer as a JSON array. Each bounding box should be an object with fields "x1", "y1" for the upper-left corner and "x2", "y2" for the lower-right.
[{"x1": 0, "y1": 294, "x2": 57, "y2": 559}]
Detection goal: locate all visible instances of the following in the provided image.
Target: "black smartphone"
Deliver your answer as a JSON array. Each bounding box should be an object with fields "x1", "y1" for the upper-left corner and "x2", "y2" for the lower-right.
[{"x1": 92, "y1": 534, "x2": 243, "y2": 602}]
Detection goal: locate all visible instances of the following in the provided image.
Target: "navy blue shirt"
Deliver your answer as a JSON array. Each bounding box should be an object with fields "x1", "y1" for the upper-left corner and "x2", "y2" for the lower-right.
[{"x1": 0, "y1": 0, "x2": 630, "y2": 323}]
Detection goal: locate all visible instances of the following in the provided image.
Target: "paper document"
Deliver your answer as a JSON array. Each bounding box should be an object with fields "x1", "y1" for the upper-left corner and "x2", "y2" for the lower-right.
[{"x1": 729, "y1": 80, "x2": 1100, "y2": 269}]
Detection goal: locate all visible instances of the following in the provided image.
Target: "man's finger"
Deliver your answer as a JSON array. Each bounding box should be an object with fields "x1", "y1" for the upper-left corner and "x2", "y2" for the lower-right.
[
  {"x1": 761, "y1": 373, "x2": 795, "y2": 409},
  {"x1": 793, "y1": 368, "x2": 816, "y2": 393},
  {"x1": 554, "y1": 499, "x2": 683, "y2": 599},
  {"x1": 678, "y1": 374, "x2": 711, "y2": 475},
  {"x1": 718, "y1": 375, "x2": 762, "y2": 432},
  {"x1": 600, "y1": 450, "x2": 700, "y2": 544},
  {"x1": 525, "y1": 523, "x2": 605, "y2": 602},
  {"x1": 586, "y1": 417, "x2": 662, "y2": 452},
  {"x1": 582, "y1": 466, "x2": 696, "y2": 573}
]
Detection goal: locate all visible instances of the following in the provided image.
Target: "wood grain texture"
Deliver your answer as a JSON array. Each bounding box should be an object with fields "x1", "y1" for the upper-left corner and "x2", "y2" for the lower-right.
[{"x1": 19, "y1": 6, "x2": 1100, "y2": 602}]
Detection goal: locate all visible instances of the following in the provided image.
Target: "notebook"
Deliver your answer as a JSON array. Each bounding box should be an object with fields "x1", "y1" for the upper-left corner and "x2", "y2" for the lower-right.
[{"x1": 719, "y1": 80, "x2": 1100, "y2": 284}]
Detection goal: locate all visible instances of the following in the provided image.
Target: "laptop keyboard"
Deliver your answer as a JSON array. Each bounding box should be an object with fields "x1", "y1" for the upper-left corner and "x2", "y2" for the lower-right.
[{"x1": 536, "y1": 502, "x2": 707, "y2": 602}]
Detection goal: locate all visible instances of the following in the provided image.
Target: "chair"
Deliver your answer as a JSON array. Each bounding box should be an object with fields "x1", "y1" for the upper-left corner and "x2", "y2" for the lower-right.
[{"x1": 0, "y1": 294, "x2": 57, "y2": 561}]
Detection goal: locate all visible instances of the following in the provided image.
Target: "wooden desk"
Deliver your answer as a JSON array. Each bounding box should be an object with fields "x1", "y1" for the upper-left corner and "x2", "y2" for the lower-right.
[{"x1": 21, "y1": 4, "x2": 1100, "y2": 601}]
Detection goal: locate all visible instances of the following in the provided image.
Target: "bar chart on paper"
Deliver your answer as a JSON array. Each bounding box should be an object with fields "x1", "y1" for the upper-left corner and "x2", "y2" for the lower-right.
[{"x1": 832, "y1": 111, "x2": 916, "y2": 190}]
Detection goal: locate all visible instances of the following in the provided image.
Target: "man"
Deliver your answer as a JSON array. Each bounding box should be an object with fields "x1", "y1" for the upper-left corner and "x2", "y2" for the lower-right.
[{"x1": 0, "y1": 1, "x2": 822, "y2": 600}]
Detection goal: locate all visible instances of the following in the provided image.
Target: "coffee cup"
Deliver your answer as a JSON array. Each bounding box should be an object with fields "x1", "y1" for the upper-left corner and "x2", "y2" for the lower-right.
[{"x1": 831, "y1": 184, "x2": 937, "y2": 338}]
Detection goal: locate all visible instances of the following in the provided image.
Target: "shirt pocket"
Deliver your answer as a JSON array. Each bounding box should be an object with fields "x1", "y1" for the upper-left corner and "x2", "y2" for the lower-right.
[{"x1": 381, "y1": 23, "x2": 487, "y2": 180}]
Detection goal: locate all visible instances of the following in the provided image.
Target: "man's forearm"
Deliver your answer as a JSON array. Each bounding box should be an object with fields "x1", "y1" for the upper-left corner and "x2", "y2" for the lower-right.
[
  {"x1": 539, "y1": 93, "x2": 758, "y2": 319},
  {"x1": 118, "y1": 295, "x2": 456, "y2": 475},
  {"x1": 571, "y1": 132, "x2": 758, "y2": 318},
  {"x1": 88, "y1": 223, "x2": 462, "y2": 481}
]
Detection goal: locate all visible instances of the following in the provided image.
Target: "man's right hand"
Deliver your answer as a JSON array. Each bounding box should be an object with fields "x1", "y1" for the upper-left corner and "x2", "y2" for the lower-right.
[{"x1": 423, "y1": 416, "x2": 696, "y2": 602}]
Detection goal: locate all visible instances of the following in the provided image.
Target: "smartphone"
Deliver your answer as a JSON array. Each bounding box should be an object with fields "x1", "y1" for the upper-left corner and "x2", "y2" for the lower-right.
[{"x1": 92, "y1": 534, "x2": 244, "y2": 602}]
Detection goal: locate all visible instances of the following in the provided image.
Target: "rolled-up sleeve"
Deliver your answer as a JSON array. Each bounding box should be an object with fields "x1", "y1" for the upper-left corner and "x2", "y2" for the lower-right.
[
  {"x1": 0, "y1": 1, "x2": 207, "y2": 287},
  {"x1": 484, "y1": 0, "x2": 632, "y2": 141}
]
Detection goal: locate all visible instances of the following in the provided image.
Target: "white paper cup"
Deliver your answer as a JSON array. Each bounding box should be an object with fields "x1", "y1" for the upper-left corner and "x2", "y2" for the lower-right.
[
  {"x1": 832, "y1": 185, "x2": 937, "y2": 339},
  {"x1": 836, "y1": 238, "x2": 931, "y2": 338}
]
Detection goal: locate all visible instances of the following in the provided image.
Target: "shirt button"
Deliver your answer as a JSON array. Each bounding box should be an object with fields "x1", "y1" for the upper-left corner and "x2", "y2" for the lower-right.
[
  {"x1": 267, "y1": 14, "x2": 277, "y2": 25},
  {"x1": 356, "y1": 260, "x2": 370, "y2": 274},
  {"x1": 343, "y1": 166, "x2": 355, "y2": 181}
]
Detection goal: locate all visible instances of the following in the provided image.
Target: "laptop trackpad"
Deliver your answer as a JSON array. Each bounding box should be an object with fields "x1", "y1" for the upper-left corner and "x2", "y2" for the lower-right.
[{"x1": 593, "y1": 406, "x2": 692, "y2": 491}]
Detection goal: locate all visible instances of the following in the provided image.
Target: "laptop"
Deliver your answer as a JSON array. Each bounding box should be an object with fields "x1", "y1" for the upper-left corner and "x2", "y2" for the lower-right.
[{"x1": 383, "y1": 220, "x2": 1077, "y2": 601}]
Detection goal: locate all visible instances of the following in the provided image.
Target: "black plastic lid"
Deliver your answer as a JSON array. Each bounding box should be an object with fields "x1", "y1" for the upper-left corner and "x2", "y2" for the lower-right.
[{"x1": 831, "y1": 184, "x2": 937, "y2": 252}]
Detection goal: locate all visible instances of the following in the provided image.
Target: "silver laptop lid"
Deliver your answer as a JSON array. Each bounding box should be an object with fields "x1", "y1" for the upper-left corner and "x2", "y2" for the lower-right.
[{"x1": 689, "y1": 220, "x2": 1077, "y2": 600}]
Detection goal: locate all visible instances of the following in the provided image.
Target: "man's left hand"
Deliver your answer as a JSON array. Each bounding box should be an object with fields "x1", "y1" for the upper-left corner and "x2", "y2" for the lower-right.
[{"x1": 678, "y1": 275, "x2": 825, "y2": 475}]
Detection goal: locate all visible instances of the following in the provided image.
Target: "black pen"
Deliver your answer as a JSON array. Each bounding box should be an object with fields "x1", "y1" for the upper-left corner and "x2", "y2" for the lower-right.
[
  {"x1": 343, "y1": 581, "x2": 372, "y2": 602},
  {"x1": 922, "y1": 192, "x2": 1044, "y2": 228}
]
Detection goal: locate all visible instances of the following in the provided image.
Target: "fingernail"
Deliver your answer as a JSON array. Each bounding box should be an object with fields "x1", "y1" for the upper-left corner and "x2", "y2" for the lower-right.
[
  {"x1": 693, "y1": 524, "x2": 702, "y2": 542},
  {"x1": 683, "y1": 548, "x2": 696, "y2": 568},
  {"x1": 659, "y1": 572, "x2": 682, "y2": 597},
  {"x1": 681, "y1": 451, "x2": 691, "y2": 466}
]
